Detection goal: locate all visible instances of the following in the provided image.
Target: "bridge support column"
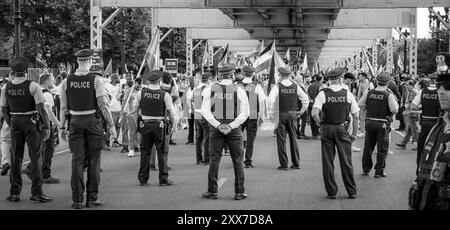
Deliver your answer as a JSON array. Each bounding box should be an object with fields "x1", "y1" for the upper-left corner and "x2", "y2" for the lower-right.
[
  {"x1": 90, "y1": 0, "x2": 102, "y2": 50},
  {"x1": 409, "y1": 36, "x2": 418, "y2": 76},
  {"x1": 208, "y1": 40, "x2": 214, "y2": 67},
  {"x1": 186, "y1": 29, "x2": 193, "y2": 76},
  {"x1": 386, "y1": 33, "x2": 394, "y2": 74},
  {"x1": 372, "y1": 41, "x2": 378, "y2": 74}
]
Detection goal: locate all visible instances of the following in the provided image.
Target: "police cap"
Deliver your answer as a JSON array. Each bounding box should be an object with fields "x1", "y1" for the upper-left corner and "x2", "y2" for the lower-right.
[
  {"x1": 278, "y1": 67, "x2": 292, "y2": 77},
  {"x1": 218, "y1": 64, "x2": 236, "y2": 76},
  {"x1": 376, "y1": 72, "x2": 390, "y2": 84},
  {"x1": 325, "y1": 68, "x2": 345, "y2": 80},
  {"x1": 11, "y1": 57, "x2": 30, "y2": 73},
  {"x1": 242, "y1": 66, "x2": 255, "y2": 76},
  {"x1": 143, "y1": 70, "x2": 163, "y2": 82},
  {"x1": 74, "y1": 49, "x2": 94, "y2": 60},
  {"x1": 428, "y1": 72, "x2": 437, "y2": 79},
  {"x1": 202, "y1": 72, "x2": 212, "y2": 80},
  {"x1": 435, "y1": 52, "x2": 450, "y2": 83}
]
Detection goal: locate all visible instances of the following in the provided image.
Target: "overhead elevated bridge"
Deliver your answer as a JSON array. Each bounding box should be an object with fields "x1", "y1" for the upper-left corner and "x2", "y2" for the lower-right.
[{"x1": 91, "y1": 0, "x2": 449, "y2": 75}]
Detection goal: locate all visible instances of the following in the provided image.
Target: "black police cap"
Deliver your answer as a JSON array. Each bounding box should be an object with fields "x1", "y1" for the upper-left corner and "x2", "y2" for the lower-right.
[
  {"x1": 376, "y1": 72, "x2": 390, "y2": 84},
  {"x1": 218, "y1": 64, "x2": 236, "y2": 76},
  {"x1": 143, "y1": 70, "x2": 162, "y2": 82},
  {"x1": 11, "y1": 57, "x2": 30, "y2": 73},
  {"x1": 278, "y1": 67, "x2": 292, "y2": 76},
  {"x1": 325, "y1": 68, "x2": 345, "y2": 80},
  {"x1": 74, "y1": 49, "x2": 94, "y2": 60},
  {"x1": 242, "y1": 66, "x2": 255, "y2": 75}
]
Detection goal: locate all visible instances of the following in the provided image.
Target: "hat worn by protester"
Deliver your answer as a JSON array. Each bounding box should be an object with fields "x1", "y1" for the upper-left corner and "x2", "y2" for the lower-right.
[
  {"x1": 376, "y1": 72, "x2": 390, "y2": 84},
  {"x1": 242, "y1": 66, "x2": 255, "y2": 76},
  {"x1": 343, "y1": 72, "x2": 356, "y2": 80},
  {"x1": 74, "y1": 49, "x2": 94, "y2": 61},
  {"x1": 218, "y1": 64, "x2": 236, "y2": 76},
  {"x1": 435, "y1": 52, "x2": 450, "y2": 83},
  {"x1": 278, "y1": 67, "x2": 292, "y2": 77},
  {"x1": 11, "y1": 57, "x2": 30, "y2": 74},
  {"x1": 325, "y1": 68, "x2": 346, "y2": 80}
]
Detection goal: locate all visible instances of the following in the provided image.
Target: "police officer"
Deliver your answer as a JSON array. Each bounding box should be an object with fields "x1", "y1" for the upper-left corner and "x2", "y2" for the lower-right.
[
  {"x1": 311, "y1": 68, "x2": 359, "y2": 199},
  {"x1": 268, "y1": 67, "x2": 309, "y2": 170},
  {"x1": 201, "y1": 64, "x2": 249, "y2": 200},
  {"x1": 192, "y1": 72, "x2": 211, "y2": 165},
  {"x1": 59, "y1": 49, "x2": 117, "y2": 209},
  {"x1": 235, "y1": 66, "x2": 266, "y2": 168},
  {"x1": 408, "y1": 52, "x2": 450, "y2": 210},
  {"x1": 1, "y1": 57, "x2": 52, "y2": 203},
  {"x1": 411, "y1": 73, "x2": 440, "y2": 177},
  {"x1": 358, "y1": 72, "x2": 398, "y2": 178},
  {"x1": 132, "y1": 69, "x2": 177, "y2": 187}
]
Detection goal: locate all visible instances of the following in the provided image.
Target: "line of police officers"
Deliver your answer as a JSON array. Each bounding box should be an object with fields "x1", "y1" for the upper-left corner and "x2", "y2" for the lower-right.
[{"x1": 4, "y1": 48, "x2": 448, "y2": 209}]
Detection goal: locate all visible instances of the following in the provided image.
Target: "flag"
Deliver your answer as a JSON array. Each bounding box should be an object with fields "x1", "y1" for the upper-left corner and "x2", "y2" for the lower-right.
[
  {"x1": 267, "y1": 55, "x2": 276, "y2": 95},
  {"x1": 35, "y1": 56, "x2": 48, "y2": 69},
  {"x1": 144, "y1": 28, "x2": 161, "y2": 71},
  {"x1": 284, "y1": 48, "x2": 291, "y2": 62},
  {"x1": 273, "y1": 49, "x2": 288, "y2": 83},
  {"x1": 296, "y1": 47, "x2": 302, "y2": 64},
  {"x1": 301, "y1": 53, "x2": 308, "y2": 75},
  {"x1": 397, "y1": 55, "x2": 403, "y2": 72},
  {"x1": 217, "y1": 44, "x2": 229, "y2": 67},
  {"x1": 362, "y1": 48, "x2": 375, "y2": 77},
  {"x1": 254, "y1": 41, "x2": 275, "y2": 73},
  {"x1": 249, "y1": 40, "x2": 264, "y2": 59},
  {"x1": 104, "y1": 59, "x2": 112, "y2": 75},
  {"x1": 237, "y1": 56, "x2": 246, "y2": 69},
  {"x1": 201, "y1": 43, "x2": 209, "y2": 68},
  {"x1": 378, "y1": 65, "x2": 383, "y2": 75}
]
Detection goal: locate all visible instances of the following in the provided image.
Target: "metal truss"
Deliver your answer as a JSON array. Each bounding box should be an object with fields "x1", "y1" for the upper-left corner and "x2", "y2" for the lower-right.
[{"x1": 409, "y1": 36, "x2": 418, "y2": 76}]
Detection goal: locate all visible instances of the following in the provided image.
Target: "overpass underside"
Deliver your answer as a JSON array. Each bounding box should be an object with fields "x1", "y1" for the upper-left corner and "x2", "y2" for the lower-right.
[{"x1": 91, "y1": 0, "x2": 448, "y2": 75}]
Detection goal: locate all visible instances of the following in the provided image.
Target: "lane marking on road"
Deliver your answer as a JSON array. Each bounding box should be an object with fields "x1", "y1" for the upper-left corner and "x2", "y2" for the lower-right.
[
  {"x1": 395, "y1": 131, "x2": 405, "y2": 138},
  {"x1": 23, "y1": 148, "x2": 69, "y2": 166},
  {"x1": 218, "y1": 178, "x2": 227, "y2": 189}
]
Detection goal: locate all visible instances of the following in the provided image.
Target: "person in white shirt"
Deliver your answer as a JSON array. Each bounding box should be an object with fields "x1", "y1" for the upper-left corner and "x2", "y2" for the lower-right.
[
  {"x1": 268, "y1": 67, "x2": 309, "y2": 170},
  {"x1": 104, "y1": 73, "x2": 122, "y2": 147},
  {"x1": 121, "y1": 78, "x2": 142, "y2": 157},
  {"x1": 200, "y1": 64, "x2": 249, "y2": 200}
]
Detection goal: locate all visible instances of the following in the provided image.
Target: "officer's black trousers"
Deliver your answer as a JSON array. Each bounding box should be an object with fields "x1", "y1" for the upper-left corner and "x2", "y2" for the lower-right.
[
  {"x1": 10, "y1": 115, "x2": 44, "y2": 196},
  {"x1": 188, "y1": 114, "x2": 194, "y2": 143},
  {"x1": 416, "y1": 119, "x2": 438, "y2": 176},
  {"x1": 241, "y1": 119, "x2": 258, "y2": 165},
  {"x1": 208, "y1": 127, "x2": 245, "y2": 194},
  {"x1": 309, "y1": 105, "x2": 320, "y2": 137},
  {"x1": 139, "y1": 122, "x2": 169, "y2": 183},
  {"x1": 320, "y1": 124, "x2": 356, "y2": 196},
  {"x1": 362, "y1": 120, "x2": 390, "y2": 174},
  {"x1": 195, "y1": 119, "x2": 210, "y2": 163},
  {"x1": 68, "y1": 115, "x2": 103, "y2": 203},
  {"x1": 25, "y1": 125, "x2": 55, "y2": 179},
  {"x1": 276, "y1": 113, "x2": 300, "y2": 168}
]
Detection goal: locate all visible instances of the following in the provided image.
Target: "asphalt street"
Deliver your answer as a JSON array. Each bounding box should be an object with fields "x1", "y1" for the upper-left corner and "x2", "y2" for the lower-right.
[{"x1": 0, "y1": 121, "x2": 416, "y2": 210}]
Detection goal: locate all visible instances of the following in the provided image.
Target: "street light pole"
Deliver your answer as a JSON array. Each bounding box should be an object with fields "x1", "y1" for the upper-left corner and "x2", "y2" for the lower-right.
[{"x1": 13, "y1": 0, "x2": 22, "y2": 57}]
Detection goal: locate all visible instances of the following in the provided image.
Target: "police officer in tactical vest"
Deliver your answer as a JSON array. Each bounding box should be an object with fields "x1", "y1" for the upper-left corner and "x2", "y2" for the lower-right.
[
  {"x1": 132, "y1": 69, "x2": 177, "y2": 187},
  {"x1": 268, "y1": 67, "x2": 309, "y2": 170},
  {"x1": 359, "y1": 72, "x2": 398, "y2": 178},
  {"x1": 235, "y1": 65, "x2": 266, "y2": 168},
  {"x1": 311, "y1": 68, "x2": 359, "y2": 199},
  {"x1": 192, "y1": 72, "x2": 211, "y2": 165},
  {"x1": 1, "y1": 57, "x2": 52, "y2": 203},
  {"x1": 408, "y1": 52, "x2": 450, "y2": 210},
  {"x1": 201, "y1": 64, "x2": 249, "y2": 200},
  {"x1": 59, "y1": 49, "x2": 117, "y2": 209},
  {"x1": 411, "y1": 73, "x2": 441, "y2": 177}
]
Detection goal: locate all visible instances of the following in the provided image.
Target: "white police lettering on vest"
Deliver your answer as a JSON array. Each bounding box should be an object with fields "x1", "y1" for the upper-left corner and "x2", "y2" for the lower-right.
[
  {"x1": 369, "y1": 94, "x2": 384, "y2": 100},
  {"x1": 327, "y1": 96, "x2": 346, "y2": 103},
  {"x1": 144, "y1": 92, "x2": 161, "y2": 99},
  {"x1": 423, "y1": 93, "x2": 438, "y2": 100},
  {"x1": 70, "y1": 81, "x2": 90, "y2": 88},
  {"x1": 7, "y1": 89, "x2": 26, "y2": 96},
  {"x1": 281, "y1": 88, "x2": 295, "y2": 94},
  {"x1": 214, "y1": 93, "x2": 233, "y2": 100}
]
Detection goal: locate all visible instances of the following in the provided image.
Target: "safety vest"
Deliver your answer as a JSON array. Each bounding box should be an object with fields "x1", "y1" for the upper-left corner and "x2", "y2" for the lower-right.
[
  {"x1": 66, "y1": 73, "x2": 97, "y2": 111},
  {"x1": 322, "y1": 88, "x2": 350, "y2": 124},
  {"x1": 278, "y1": 83, "x2": 298, "y2": 113},
  {"x1": 421, "y1": 88, "x2": 440, "y2": 119},
  {"x1": 5, "y1": 80, "x2": 36, "y2": 113},
  {"x1": 210, "y1": 83, "x2": 239, "y2": 124},
  {"x1": 241, "y1": 81, "x2": 260, "y2": 119},
  {"x1": 140, "y1": 88, "x2": 166, "y2": 117},
  {"x1": 366, "y1": 89, "x2": 392, "y2": 121}
]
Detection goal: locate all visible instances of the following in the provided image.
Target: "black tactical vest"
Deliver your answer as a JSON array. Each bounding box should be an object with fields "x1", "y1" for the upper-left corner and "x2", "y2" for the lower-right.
[
  {"x1": 140, "y1": 88, "x2": 166, "y2": 117},
  {"x1": 210, "y1": 83, "x2": 239, "y2": 124},
  {"x1": 5, "y1": 80, "x2": 36, "y2": 113},
  {"x1": 66, "y1": 73, "x2": 97, "y2": 111},
  {"x1": 322, "y1": 88, "x2": 350, "y2": 124},
  {"x1": 243, "y1": 82, "x2": 260, "y2": 119},
  {"x1": 366, "y1": 89, "x2": 392, "y2": 120},
  {"x1": 421, "y1": 88, "x2": 440, "y2": 118},
  {"x1": 278, "y1": 83, "x2": 298, "y2": 113}
]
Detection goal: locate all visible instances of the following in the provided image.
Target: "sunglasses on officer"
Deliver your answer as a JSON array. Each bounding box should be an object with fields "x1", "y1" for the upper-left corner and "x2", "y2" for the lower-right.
[{"x1": 437, "y1": 81, "x2": 450, "y2": 91}]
